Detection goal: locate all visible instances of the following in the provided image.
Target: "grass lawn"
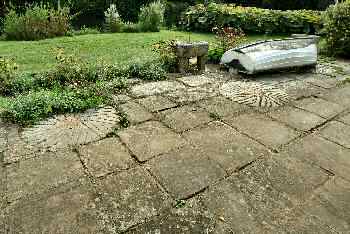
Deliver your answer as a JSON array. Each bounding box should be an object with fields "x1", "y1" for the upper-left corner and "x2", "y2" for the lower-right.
[{"x1": 0, "y1": 30, "x2": 282, "y2": 73}]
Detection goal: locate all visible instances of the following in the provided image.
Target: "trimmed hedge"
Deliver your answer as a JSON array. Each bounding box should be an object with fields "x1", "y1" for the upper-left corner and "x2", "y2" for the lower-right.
[{"x1": 184, "y1": 3, "x2": 322, "y2": 34}]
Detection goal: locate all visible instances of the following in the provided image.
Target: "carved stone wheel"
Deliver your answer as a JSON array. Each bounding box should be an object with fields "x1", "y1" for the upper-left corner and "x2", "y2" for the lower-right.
[
  {"x1": 22, "y1": 106, "x2": 119, "y2": 150},
  {"x1": 220, "y1": 81, "x2": 289, "y2": 108}
]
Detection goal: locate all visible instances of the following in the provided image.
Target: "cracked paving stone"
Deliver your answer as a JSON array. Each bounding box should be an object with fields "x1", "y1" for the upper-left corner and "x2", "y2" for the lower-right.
[
  {"x1": 268, "y1": 107, "x2": 327, "y2": 131},
  {"x1": 4, "y1": 126, "x2": 39, "y2": 164},
  {"x1": 303, "y1": 188, "x2": 350, "y2": 233},
  {"x1": 118, "y1": 121, "x2": 186, "y2": 162},
  {"x1": 286, "y1": 134, "x2": 350, "y2": 181},
  {"x1": 301, "y1": 74, "x2": 340, "y2": 89},
  {"x1": 338, "y1": 112, "x2": 350, "y2": 125},
  {"x1": 198, "y1": 96, "x2": 250, "y2": 118},
  {"x1": 130, "y1": 81, "x2": 185, "y2": 97},
  {"x1": 294, "y1": 97, "x2": 347, "y2": 119},
  {"x1": 6, "y1": 150, "x2": 85, "y2": 202},
  {"x1": 125, "y1": 198, "x2": 217, "y2": 234},
  {"x1": 120, "y1": 101, "x2": 153, "y2": 124},
  {"x1": 160, "y1": 105, "x2": 212, "y2": 132},
  {"x1": 178, "y1": 74, "x2": 218, "y2": 87},
  {"x1": 239, "y1": 154, "x2": 329, "y2": 203},
  {"x1": 319, "y1": 121, "x2": 350, "y2": 148},
  {"x1": 112, "y1": 94, "x2": 132, "y2": 104},
  {"x1": 183, "y1": 121, "x2": 268, "y2": 173},
  {"x1": 7, "y1": 181, "x2": 109, "y2": 234},
  {"x1": 233, "y1": 167, "x2": 336, "y2": 233},
  {"x1": 277, "y1": 80, "x2": 324, "y2": 100},
  {"x1": 98, "y1": 167, "x2": 170, "y2": 232},
  {"x1": 78, "y1": 137, "x2": 134, "y2": 178},
  {"x1": 201, "y1": 178, "x2": 266, "y2": 233},
  {"x1": 224, "y1": 113, "x2": 299, "y2": 149},
  {"x1": 311, "y1": 177, "x2": 350, "y2": 226},
  {"x1": 137, "y1": 96, "x2": 177, "y2": 112},
  {"x1": 147, "y1": 146, "x2": 226, "y2": 199},
  {"x1": 165, "y1": 86, "x2": 217, "y2": 105},
  {"x1": 319, "y1": 85, "x2": 350, "y2": 108}
]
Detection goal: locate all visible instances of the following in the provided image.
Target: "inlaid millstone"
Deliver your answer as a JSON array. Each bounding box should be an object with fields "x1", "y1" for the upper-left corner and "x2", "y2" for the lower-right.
[
  {"x1": 220, "y1": 81, "x2": 289, "y2": 109},
  {"x1": 22, "y1": 106, "x2": 119, "y2": 150}
]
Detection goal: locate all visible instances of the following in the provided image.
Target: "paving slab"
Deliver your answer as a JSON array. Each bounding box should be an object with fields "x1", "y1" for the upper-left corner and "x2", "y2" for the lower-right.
[
  {"x1": 125, "y1": 198, "x2": 216, "y2": 234},
  {"x1": 165, "y1": 86, "x2": 217, "y2": 104},
  {"x1": 294, "y1": 97, "x2": 347, "y2": 119},
  {"x1": 120, "y1": 101, "x2": 153, "y2": 124},
  {"x1": 7, "y1": 182, "x2": 109, "y2": 234},
  {"x1": 201, "y1": 178, "x2": 265, "y2": 233},
  {"x1": 240, "y1": 154, "x2": 329, "y2": 203},
  {"x1": 269, "y1": 107, "x2": 327, "y2": 131},
  {"x1": 147, "y1": 146, "x2": 226, "y2": 199},
  {"x1": 304, "y1": 190, "x2": 350, "y2": 233},
  {"x1": 319, "y1": 121, "x2": 350, "y2": 148},
  {"x1": 183, "y1": 121, "x2": 268, "y2": 173},
  {"x1": 233, "y1": 167, "x2": 335, "y2": 233},
  {"x1": 112, "y1": 94, "x2": 132, "y2": 104},
  {"x1": 338, "y1": 112, "x2": 350, "y2": 125},
  {"x1": 312, "y1": 177, "x2": 350, "y2": 225},
  {"x1": 286, "y1": 134, "x2": 350, "y2": 181},
  {"x1": 198, "y1": 96, "x2": 249, "y2": 118},
  {"x1": 6, "y1": 150, "x2": 85, "y2": 202},
  {"x1": 78, "y1": 137, "x2": 134, "y2": 178},
  {"x1": 99, "y1": 167, "x2": 169, "y2": 232},
  {"x1": 224, "y1": 113, "x2": 299, "y2": 149},
  {"x1": 118, "y1": 121, "x2": 186, "y2": 162},
  {"x1": 137, "y1": 96, "x2": 177, "y2": 112},
  {"x1": 319, "y1": 85, "x2": 350, "y2": 107},
  {"x1": 277, "y1": 80, "x2": 324, "y2": 100},
  {"x1": 160, "y1": 105, "x2": 212, "y2": 132},
  {"x1": 249, "y1": 73, "x2": 296, "y2": 85},
  {"x1": 4, "y1": 126, "x2": 38, "y2": 164},
  {"x1": 0, "y1": 162, "x2": 4, "y2": 209},
  {"x1": 0, "y1": 211, "x2": 4, "y2": 234},
  {"x1": 178, "y1": 74, "x2": 217, "y2": 87},
  {"x1": 130, "y1": 81, "x2": 185, "y2": 97},
  {"x1": 299, "y1": 74, "x2": 340, "y2": 89}
]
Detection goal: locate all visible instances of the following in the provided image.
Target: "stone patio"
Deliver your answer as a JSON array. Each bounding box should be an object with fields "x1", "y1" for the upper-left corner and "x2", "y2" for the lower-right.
[{"x1": 1, "y1": 60, "x2": 350, "y2": 233}]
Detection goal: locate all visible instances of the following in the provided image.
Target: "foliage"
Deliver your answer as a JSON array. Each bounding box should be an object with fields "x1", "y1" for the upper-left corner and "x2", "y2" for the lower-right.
[
  {"x1": 164, "y1": 1, "x2": 191, "y2": 28},
  {"x1": 121, "y1": 23, "x2": 141, "y2": 33},
  {"x1": 152, "y1": 40, "x2": 177, "y2": 72},
  {"x1": 4, "y1": 5, "x2": 70, "y2": 41},
  {"x1": 114, "y1": 0, "x2": 154, "y2": 23},
  {"x1": 208, "y1": 27, "x2": 247, "y2": 63},
  {"x1": 0, "y1": 57, "x2": 18, "y2": 94},
  {"x1": 1, "y1": 89, "x2": 104, "y2": 125},
  {"x1": 184, "y1": 3, "x2": 322, "y2": 34},
  {"x1": 127, "y1": 59, "x2": 167, "y2": 81},
  {"x1": 68, "y1": 26, "x2": 100, "y2": 36},
  {"x1": 104, "y1": 4, "x2": 122, "y2": 33},
  {"x1": 322, "y1": 1, "x2": 350, "y2": 57},
  {"x1": 139, "y1": 1, "x2": 165, "y2": 32}
]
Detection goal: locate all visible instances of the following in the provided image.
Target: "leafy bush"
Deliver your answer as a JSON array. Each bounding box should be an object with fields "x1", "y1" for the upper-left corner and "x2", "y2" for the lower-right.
[
  {"x1": 184, "y1": 3, "x2": 322, "y2": 34},
  {"x1": 139, "y1": 1, "x2": 165, "y2": 32},
  {"x1": 152, "y1": 40, "x2": 177, "y2": 72},
  {"x1": 0, "y1": 57, "x2": 18, "y2": 94},
  {"x1": 322, "y1": 1, "x2": 350, "y2": 57},
  {"x1": 104, "y1": 4, "x2": 122, "y2": 33},
  {"x1": 2, "y1": 89, "x2": 104, "y2": 125},
  {"x1": 127, "y1": 60, "x2": 167, "y2": 81},
  {"x1": 115, "y1": 0, "x2": 154, "y2": 23},
  {"x1": 121, "y1": 23, "x2": 141, "y2": 33},
  {"x1": 70, "y1": 26, "x2": 100, "y2": 36},
  {"x1": 164, "y1": 1, "x2": 191, "y2": 28},
  {"x1": 4, "y1": 5, "x2": 70, "y2": 41}
]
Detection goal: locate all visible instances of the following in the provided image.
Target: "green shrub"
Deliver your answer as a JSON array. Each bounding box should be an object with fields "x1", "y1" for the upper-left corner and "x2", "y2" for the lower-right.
[
  {"x1": 152, "y1": 40, "x2": 177, "y2": 72},
  {"x1": 164, "y1": 1, "x2": 191, "y2": 28},
  {"x1": 184, "y1": 3, "x2": 322, "y2": 34},
  {"x1": 323, "y1": 1, "x2": 350, "y2": 57},
  {"x1": 121, "y1": 23, "x2": 141, "y2": 33},
  {"x1": 0, "y1": 57, "x2": 18, "y2": 94},
  {"x1": 4, "y1": 5, "x2": 70, "y2": 41},
  {"x1": 127, "y1": 60, "x2": 167, "y2": 81},
  {"x1": 104, "y1": 4, "x2": 122, "y2": 33},
  {"x1": 139, "y1": 1, "x2": 165, "y2": 32},
  {"x1": 2, "y1": 89, "x2": 104, "y2": 125},
  {"x1": 70, "y1": 26, "x2": 101, "y2": 36}
]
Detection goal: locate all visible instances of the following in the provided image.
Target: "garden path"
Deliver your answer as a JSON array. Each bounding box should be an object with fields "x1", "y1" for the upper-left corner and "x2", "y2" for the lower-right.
[{"x1": 1, "y1": 61, "x2": 350, "y2": 233}]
